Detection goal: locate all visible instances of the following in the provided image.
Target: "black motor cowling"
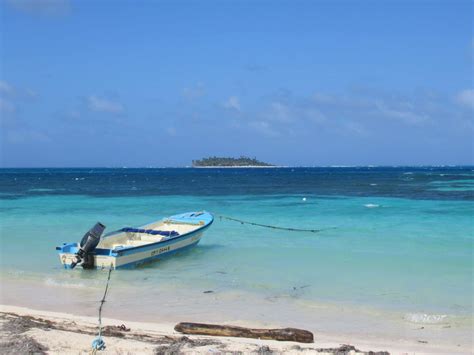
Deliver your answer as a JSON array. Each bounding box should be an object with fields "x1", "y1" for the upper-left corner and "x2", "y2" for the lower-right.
[{"x1": 71, "y1": 222, "x2": 106, "y2": 269}]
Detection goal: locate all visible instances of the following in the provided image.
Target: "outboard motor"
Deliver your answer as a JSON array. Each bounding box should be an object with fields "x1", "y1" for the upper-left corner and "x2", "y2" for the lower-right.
[{"x1": 70, "y1": 222, "x2": 106, "y2": 269}]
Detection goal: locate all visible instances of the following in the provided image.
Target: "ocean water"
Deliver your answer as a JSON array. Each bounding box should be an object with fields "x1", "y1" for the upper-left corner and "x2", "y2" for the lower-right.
[{"x1": 0, "y1": 167, "x2": 473, "y2": 331}]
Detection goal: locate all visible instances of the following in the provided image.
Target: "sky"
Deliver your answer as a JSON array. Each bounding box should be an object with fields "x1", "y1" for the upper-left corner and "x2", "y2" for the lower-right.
[{"x1": 0, "y1": 0, "x2": 473, "y2": 167}]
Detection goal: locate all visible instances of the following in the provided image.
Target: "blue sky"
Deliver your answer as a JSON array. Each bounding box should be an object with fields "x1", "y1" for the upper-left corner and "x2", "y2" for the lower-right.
[{"x1": 0, "y1": 0, "x2": 473, "y2": 167}]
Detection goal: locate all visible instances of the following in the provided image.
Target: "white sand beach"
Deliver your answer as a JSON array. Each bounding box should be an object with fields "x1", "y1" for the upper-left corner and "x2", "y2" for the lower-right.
[{"x1": 1, "y1": 296, "x2": 472, "y2": 355}]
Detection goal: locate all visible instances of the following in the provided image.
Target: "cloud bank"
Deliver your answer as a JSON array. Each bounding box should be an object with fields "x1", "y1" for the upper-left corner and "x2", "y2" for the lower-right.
[
  {"x1": 87, "y1": 96, "x2": 124, "y2": 114},
  {"x1": 456, "y1": 89, "x2": 474, "y2": 109}
]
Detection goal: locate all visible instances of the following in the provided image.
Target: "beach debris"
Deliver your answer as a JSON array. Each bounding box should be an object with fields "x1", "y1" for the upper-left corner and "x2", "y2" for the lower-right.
[
  {"x1": 0, "y1": 335, "x2": 48, "y2": 355},
  {"x1": 0, "y1": 313, "x2": 392, "y2": 355},
  {"x1": 313, "y1": 344, "x2": 389, "y2": 355},
  {"x1": 100, "y1": 324, "x2": 130, "y2": 337},
  {"x1": 154, "y1": 336, "x2": 220, "y2": 354},
  {"x1": 289, "y1": 285, "x2": 311, "y2": 299},
  {"x1": 257, "y1": 345, "x2": 273, "y2": 354},
  {"x1": 174, "y1": 322, "x2": 314, "y2": 343},
  {"x1": 203, "y1": 290, "x2": 214, "y2": 294},
  {"x1": 119, "y1": 324, "x2": 130, "y2": 331},
  {"x1": 417, "y1": 340, "x2": 428, "y2": 344},
  {"x1": 0, "y1": 312, "x2": 164, "y2": 344},
  {"x1": 0, "y1": 313, "x2": 50, "y2": 354},
  {"x1": 1, "y1": 313, "x2": 53, "y2": 333}
]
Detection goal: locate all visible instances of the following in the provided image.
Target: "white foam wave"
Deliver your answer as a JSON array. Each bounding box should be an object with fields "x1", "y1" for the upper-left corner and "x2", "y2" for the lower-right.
[
  {"x1": 44, "y1": 278, "x2": 86, "y2": 289},
  {"x1": 364, "y1": 204, "x2": 380, "y2": 208},
  {"x1": 404, "y1": 313, "x2": 448, "y2": 324}
]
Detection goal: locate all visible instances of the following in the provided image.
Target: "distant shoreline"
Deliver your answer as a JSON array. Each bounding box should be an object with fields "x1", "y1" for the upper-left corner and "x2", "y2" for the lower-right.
[
  {"x1": 192, "y1": 165, "x2": 286, "y2": 168},
  {"x1": 0, "y1": 165, "x2": 473, "y2": 169}
]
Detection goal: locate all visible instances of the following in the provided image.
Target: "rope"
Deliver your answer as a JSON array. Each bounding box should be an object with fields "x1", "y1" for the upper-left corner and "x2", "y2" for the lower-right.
[
  {"x1": 91, "y1": 265, "x2": 113, "y2": 353},
  {"x1": 217, "y1": 215, "x2": 332, "y2": 233}
]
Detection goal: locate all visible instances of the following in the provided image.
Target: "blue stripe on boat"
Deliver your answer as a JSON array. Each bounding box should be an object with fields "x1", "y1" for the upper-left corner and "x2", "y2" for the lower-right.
[{"x1": 120, "y1": 228, "x2": 179, "y2": 237}]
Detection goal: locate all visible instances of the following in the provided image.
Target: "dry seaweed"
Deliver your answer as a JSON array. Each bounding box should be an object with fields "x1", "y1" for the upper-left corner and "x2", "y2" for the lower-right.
[
  {"x1": 154, "y1": 336, "x2": 221, "y2": 354},
  {"x1": 0, "y1": 312, "x2": 390, "y2": 355},
  {"x1": 0, "y1": 335, "x2": 48, "y2": 355},
  {"x1": 0, "y1": 315, "x2": 49, "y2": 354},
  {"x1": 312, "y1": 344, "x2": 390, "y2": 355}
]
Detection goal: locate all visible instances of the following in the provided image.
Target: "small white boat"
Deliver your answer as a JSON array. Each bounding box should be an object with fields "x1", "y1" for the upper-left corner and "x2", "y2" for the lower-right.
[{"x1": 56, "y1": 211, "x2": 213, "y2": 269}]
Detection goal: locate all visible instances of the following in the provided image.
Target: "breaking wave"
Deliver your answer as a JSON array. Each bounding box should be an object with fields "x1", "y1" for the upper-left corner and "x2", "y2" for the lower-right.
[
  {"x1": 404, "y1": 313, "x2": 448, "y2": 324},
  {"x1": 44, "y1": 278, "x2": 87, "y2": 289},
  {"x1": 364, "y1": 203, "x2": 380, "y2": 208}
]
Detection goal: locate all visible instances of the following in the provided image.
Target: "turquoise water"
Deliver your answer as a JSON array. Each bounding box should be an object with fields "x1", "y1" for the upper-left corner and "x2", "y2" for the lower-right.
[{"x1": 0, "y1": 167, "x2": 473, "y2": 325}]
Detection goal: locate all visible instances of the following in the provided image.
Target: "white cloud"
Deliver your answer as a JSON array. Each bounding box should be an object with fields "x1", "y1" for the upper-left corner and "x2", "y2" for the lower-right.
[
  {"x1": 223, "y1": 96, "x2": 241, "y2": 111},
  {"x1": 25, "y1": 88, "x2": 38, "y2": 99},
  {"x1": 375, "y1": 102, "x2": 429, "y2": 125},
  {"x1": 0, "y1": 98, "x2": 15, "y2": 113},
  {"x1": 302, "y1": 108, "x2": 326, "y2": 123},
  {"x1": 182, "y1": 84, "x2": 205, "y2": 100},
  {"x1": 312, "y1": 91, "x2": 376, "y2": 109},
  {"x1": 87, "y1": 96, "x2": 124, "y2": 114},
  {"x1": 249, "y1": 120, "x2": 279, "y2": 137},
  {"x1": 312, "y1": 92, "x2": 336, "y2": 104},
  {"x1": 267, "y1": 102, "x2": 291, "y2": 122},
  {"x1": 6, "y1": 129, "x2": 51, "y2": 144},
  {"x1": 0, "y1": 81, "x2": 14, "y2": 96},
  {"x1": 262, "y1": 101, "x2": 326, "y2": 124},
  {"x1": 456, "y1": 89, "x2": 474, "y2": 109},
  {"x1": 7, "y1": 0, "x2": 71, "y2": 16},
  {"x1": 343, "y1": 122, "x2": 369, "y2": 136},
  {"x1": 312, "y1": 90, "x2": 431, "y2": 125},
  {"x1": 0, "y1": 80, "x2": 38, "y2": 100}
]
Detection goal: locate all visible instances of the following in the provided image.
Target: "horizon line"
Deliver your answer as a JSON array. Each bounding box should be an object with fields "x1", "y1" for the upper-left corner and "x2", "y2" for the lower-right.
[{"x1": 1, "y1": 165, "x2": 473, "y2": 169}]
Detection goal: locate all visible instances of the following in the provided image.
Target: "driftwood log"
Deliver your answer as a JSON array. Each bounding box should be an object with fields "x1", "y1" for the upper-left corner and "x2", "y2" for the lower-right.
[{"x1": 174, "y1": 322, "x2": 314, "y2": 343}]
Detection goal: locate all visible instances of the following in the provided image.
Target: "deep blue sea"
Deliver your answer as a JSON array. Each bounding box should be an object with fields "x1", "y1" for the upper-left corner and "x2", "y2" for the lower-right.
[{"x1": 1, "y1": 167, "x2": 473, "y2": 328}]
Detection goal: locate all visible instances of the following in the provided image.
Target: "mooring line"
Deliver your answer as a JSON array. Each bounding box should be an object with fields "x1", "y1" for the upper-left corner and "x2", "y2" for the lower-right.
[
  {"x1": 91, "y1": 265, "x2": 113, "y2": 353},
  {"x1": 217, "y1": 215, "x2": 333, "y2": 233}
]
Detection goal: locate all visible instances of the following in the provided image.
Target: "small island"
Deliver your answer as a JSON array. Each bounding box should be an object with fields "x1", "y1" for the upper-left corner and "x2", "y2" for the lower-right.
[{"x1": 192, "y1": 156, "x2": 274, "y2": 167}]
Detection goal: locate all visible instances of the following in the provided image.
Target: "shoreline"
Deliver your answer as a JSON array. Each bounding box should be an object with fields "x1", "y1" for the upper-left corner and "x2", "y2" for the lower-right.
[
  {"x1": 0, "y1": 304, "x2": 460, "y2": 354},
  {"x1": 1, "y1": 277, "x2": 472, "y2": 354},
  {"x1": 192, "y1": 165, "x2": 284, "y2": 168}
]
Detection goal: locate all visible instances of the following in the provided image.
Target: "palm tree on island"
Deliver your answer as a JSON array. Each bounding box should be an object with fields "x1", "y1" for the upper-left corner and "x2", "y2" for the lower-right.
[{"x1": 192, "y1": 156, "x2": 274, "y2": 167}]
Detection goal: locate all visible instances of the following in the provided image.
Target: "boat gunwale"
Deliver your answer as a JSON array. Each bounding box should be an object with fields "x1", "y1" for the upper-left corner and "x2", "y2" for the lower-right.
[{"x1": 100, "y1": 214, "x2": 214, "y2": 255}]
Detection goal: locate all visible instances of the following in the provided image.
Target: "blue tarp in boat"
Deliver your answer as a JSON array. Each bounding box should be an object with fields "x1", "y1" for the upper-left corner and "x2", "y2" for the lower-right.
[{"x1": 120, "y1": 228, "x2": 179, "y2": 237}]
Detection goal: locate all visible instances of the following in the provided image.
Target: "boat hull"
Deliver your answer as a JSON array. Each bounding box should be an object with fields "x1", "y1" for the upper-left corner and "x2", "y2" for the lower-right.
[{"x1": 57, "y1": 211, "x2": 212, "y2": 269}]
